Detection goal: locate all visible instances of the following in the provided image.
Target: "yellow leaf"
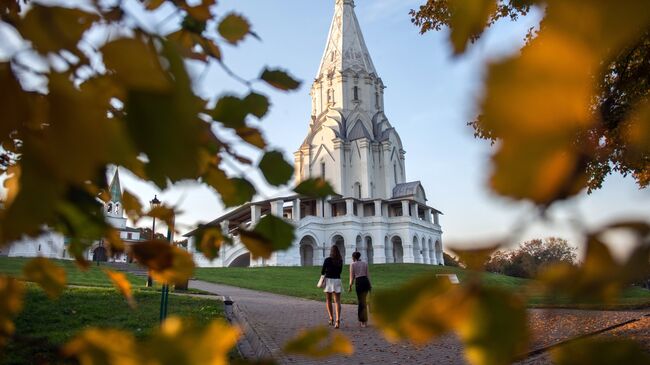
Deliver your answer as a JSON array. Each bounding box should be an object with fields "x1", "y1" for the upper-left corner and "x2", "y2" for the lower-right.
[
  {"x1": 146, "y1": 205, "x2": 176, "y2": 232},
  {"x1": 145, "y1": 317, "x2": 240, "y2": 365},
  {"x1": 122, "y1": 190, "x2": 143, "y2": 224},
  {"x1": 22, "y1": 257, "x2": 67, "y2": 299},
  {"x1": 64, "y1": 328, "x2": 139, "y2": 365},
  {"x1": 130, "y1": 241, "x2": 195, "y2": 284},
  {"x1": 104, "y1": 269, "x2": 136, "y2": 308},
  {"x1": 0, "y1": 275, "x2": 24, "y2": 348},
  {"x1": 196, "y1": 226, "x2": 228, "y2": 260},
  {"x1": 101, "y1": 38, "x2": 171, "y2": 92},
  {"x1": 448, "y1": 0, "x2": 496, "y2": 54},
  {"x1": 451, "y1": 243, "x2": 500, "y2": 271},
  {"x1": 284, "y1": 326, "x2": 354, "y2": 358}
]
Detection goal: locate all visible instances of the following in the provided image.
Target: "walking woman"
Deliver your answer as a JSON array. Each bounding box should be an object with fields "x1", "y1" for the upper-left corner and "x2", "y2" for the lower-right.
[
  {"x1": 321, "y1": 245, "x2": 343, "y2": 328},
  {"x1": 348, "y1": 251, "x2": 371, "y2": 327}
]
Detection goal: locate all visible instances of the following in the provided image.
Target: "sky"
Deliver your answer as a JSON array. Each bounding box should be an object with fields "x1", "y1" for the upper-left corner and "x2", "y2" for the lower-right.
[{"x1": 3, "y1": 0, "x2": 650, "y2": 259}]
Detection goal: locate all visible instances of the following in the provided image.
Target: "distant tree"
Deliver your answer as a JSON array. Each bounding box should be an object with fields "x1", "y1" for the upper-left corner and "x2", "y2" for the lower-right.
[
  {"x1": 486, "y1": 237, "x2": 577, "y2": 278},
  {"x1": 443, "y1": 252, "x2": 461, "y2": 267},
  {"x1": 139, "y1": 228, "x2": 166, "y2": 241}
]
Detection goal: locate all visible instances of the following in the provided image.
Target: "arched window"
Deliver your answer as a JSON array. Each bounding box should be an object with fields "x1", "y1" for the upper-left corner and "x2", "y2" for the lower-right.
[
  {"x1": 393, "y1": 162, "x2": 398, "y2": 184},
  {"x1": 354, "y1": 182, "x2": 361, "y2": 199},
  {"x1": 353, "y1": 86, "x2": 359, "y2": 101},
  {"x1": 321, "y1": 162, "x2": 326, "y2": 178}
]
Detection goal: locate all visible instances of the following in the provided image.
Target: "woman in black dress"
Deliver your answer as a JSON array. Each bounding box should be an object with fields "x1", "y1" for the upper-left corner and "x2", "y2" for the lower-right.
[
  {"x1": 321, "y1": 245, "x2": 343, "y2": 328},
  {"x1": 348, "y1": 251, "x2": 371, "y2": 327}
]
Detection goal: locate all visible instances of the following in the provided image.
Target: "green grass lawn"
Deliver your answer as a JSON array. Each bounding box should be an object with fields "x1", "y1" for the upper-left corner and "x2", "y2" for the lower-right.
[
  {"x1": 0, "y1": 257, "x2": 144, "y2": 288},
  {"x1": 194, "y1": 264, "x2": 650, "y2": 308},
  {"x1": 1, "y1": 285, "x2": 225, "y2": 365}
]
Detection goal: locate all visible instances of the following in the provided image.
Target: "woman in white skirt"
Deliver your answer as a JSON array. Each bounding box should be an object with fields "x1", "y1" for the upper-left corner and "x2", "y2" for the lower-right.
[{"x1": 321, "y1": 245, "x2": 344, "y2": 328}]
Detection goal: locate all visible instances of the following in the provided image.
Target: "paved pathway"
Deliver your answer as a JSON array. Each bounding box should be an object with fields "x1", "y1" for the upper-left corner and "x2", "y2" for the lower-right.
[{"x1": 189, "y1": 280, "x2": 647, "y2": 365}]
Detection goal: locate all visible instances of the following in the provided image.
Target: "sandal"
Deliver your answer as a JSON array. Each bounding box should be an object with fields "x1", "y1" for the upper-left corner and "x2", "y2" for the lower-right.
[
  {"x1": 334, "y1": 320, "x2": 340, "y2": 329},
  {"x1": 328, "y1": 318, "x2": 334, "y2": 326}
]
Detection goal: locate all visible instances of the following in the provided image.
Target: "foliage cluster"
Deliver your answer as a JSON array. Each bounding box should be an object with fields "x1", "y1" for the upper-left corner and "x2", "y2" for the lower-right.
[{"x1": 485, "y1": 237, "x2": 577, "y2": 278}]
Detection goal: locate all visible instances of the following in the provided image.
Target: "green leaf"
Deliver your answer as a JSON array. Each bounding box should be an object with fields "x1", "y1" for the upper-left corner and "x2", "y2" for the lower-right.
[
  {"x1": 22, "y1": 257, "x2": 67, "y2": 299},
  {"x1": 218, "y1": 13, "x2": 250, "y2": 45},
  {"x1": 212, "y1": 96, "x2": 248, "y2": 128},
  {"x1": 258, "y1": 151, "x2": 293, "y2": 186},
  {"x1": 239, "y1": 215, "x2": 295, "y2": 259},
  {"x1": 18, "y1": 5, "x2": 99, "y2": 54},
  {"x1": 294, "y1": 178, "x2": 335, "y2": 198},
  {"x1": 203, "y1": 166, "x2": 255, "y2": 207},
  {"x1": 284, "y1": 326, "x2": 354, "y2": 358},
  {"x1": 260, "y1": 68, "x2": 301, "y2": 91},
  {"x1": 243, "y1": 92, "x2": 270, "y2": 118},
  {"x1": 194, "y1": 226, "x2": 231, "y2": 260}
]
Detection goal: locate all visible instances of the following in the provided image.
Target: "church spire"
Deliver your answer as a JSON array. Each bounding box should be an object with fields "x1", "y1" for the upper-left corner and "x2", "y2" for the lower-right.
[
  {"x1": 317, "y1": 0, "x2": 377, "y2": 78},
  {"x1": 108, "y1": 168, "x2": 122, "y2": 204}
]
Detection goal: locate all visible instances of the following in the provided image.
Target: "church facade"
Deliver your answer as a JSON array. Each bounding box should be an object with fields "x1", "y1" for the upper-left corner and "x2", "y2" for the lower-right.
[
  {"x1": 186, "y1": 0, "x2": 444, "y2": 267},
  {"x1": 0, "y1": 169, "x2": 144, "y2": 261}
]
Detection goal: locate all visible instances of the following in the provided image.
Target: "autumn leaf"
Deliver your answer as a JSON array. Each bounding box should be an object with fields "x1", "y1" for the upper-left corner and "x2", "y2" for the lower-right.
[
  {"x1": 260, "y1": 68, "x2": 301, "y2": 91},
  {"x1": 18, "y1": 5, "x2": 99, "y2": 55},
  {"x1": 64, "y1": 328, "x2": 139, "y2": 365},
  {"x1": 239, "y1": 215, "x2": 295, "y2": 259},
  {"x1": 102, "y1": 38, "x2": 171, "y2": 92},
  {"x1": 122, "y1": 190, "x2": 143, "y2": 223},
  {"x1": 284, "y1": 326, "x2": 354, "y2": 358},
  {"x1": 294, "y1": 178, "x2": 336, "y2": 198},
  {"x1": 236, "y1": 127, "x2": 267, "y2": 149},
  {"x1": 448, "y1": 0, "x2": 496, "y2": 54},
  {"x1": 130, "y1": 241, "x2": 195, "y2": 284},
  {"x1": 218, "y1": 13, "x2": 250, "y2": 45},
  {"x1": 0, "y1": 275, "x2": 24, "y2": 348},
  {"x1": 104, "y1": 269, "x2": 136, "y2": 308},
  {"x1": 258, "y1": 151, "x2": 294, "y2": 186},
  {"x1": 450, "y1": 243, "x2": 501, "y2": 271},
  {"x1": 243, "y1": 92, "x2": 270, "y2": 119},
  {"x1": 203, "y1": 166, "x2": 255, "y2": 207},
  {"x1": 22, "y1": 257, "x2": 67, "y2": 299}
]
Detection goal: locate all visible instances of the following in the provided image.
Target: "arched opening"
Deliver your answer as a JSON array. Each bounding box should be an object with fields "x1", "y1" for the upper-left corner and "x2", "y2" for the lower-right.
[
  {"x1": 391, "y1": 236, "x2": 403, "y2": 263},
  {"x1": 435, "y1": 240, "x2": 444, "y2": 265},
  {"x1": 355, "y1": 235, "x2": 363, "y2": 261},
  {"x1": 365, "y1": 236, "x2": 373, "y2": 264},
  {"x1": 228, "y1": 253, "x2": 250, "y2": 267},
  {"x1": 92, "y1": 246, "x2": 107, "y2": 262},
  {"x1": 421, "y1": 237, "x2": 429, "y2": 264},
  {"x1": 332, "y1": 235, "x2": 345, "y2": 261},
  {"x1": 300, "y1": 236, "x2": 317, "y2": 266},
  {"x1": 412, "y1": 236, "x2": 421, "y2": 264},
  {"x1": 384, "y1": 235, "x2": 393, "y2": 263},
  {"x1": 428, "y1": 238, "x2": 436, "y2": 265}
]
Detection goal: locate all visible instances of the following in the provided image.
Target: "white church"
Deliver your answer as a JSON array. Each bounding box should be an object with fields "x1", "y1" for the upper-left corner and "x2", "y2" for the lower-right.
[
  {"x1": 186, "y1": 0, "x2": 444, "y2": 267},
  {"x1": 0, "y1": 169, "x2": 144, "y2": 262}
]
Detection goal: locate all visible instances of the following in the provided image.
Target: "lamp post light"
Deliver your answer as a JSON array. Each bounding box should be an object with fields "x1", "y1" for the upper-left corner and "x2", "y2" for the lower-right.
[{"x1": 146, "y1": 195, "x2": 161, "y2": 287}]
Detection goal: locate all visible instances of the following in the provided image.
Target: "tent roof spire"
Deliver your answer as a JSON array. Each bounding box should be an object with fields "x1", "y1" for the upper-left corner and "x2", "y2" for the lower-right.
[
  {"x1": 108, "y1": 168, "x2": 122, "y2": 203},
  {"x1": 317, "y1": 0, "x2": 376, "y2": 78}
]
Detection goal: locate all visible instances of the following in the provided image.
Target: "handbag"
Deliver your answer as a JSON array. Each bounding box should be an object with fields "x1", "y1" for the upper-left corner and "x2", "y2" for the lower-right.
[{"x1": 317, "y1": 275, "x2": 326, "y2": 288}]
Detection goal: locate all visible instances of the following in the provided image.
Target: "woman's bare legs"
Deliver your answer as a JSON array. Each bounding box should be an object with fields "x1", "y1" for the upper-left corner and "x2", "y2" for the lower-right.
[
  {"x1": 325, "y1": 292, "x2": 334, "y2": 324},
  {"x1": 333, "y1": 292, "x2": 342, "y2": 328}
]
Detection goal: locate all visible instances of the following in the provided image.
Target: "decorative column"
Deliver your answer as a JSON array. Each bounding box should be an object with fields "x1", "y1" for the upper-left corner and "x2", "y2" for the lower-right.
[
  {"x1": 374, "y1": 200, "x2": 382, "y2": 217},
  {"x1": 346, "y1": 199, "x2": 354, "y2": 216},
  {"x1": 401, "y1": 200, "x2": 409, "y2": 217},
  {"x1": 411, "y1": 203, "x2": 418, "y2": 220},
  {"x1": 292, "y1": 198, "x2": 301, "y2": 221},
  {"x1": 316, "y1": 199, "x2": 323, "y2": 217},
  {"x1": 250, "y1": 205, "x2": 261, "y2": 225},
  {"x1": 270, "y1": 200, "x2": 283, "y2": 217},
  {"x1": 434, "y1": 212, "x2": 440, "y2": 225},
  {"x1": 425, "y1": 208, "x2": 433, "y2": 223},
  {"x1": 323, "y1": 198, "x2": 332, "y2": 218}
]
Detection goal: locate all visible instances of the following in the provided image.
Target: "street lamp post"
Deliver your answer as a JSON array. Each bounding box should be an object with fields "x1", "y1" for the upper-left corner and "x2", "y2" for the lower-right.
[{"x1": 146, "y1": 195, "x2": 161, "y2": 287}]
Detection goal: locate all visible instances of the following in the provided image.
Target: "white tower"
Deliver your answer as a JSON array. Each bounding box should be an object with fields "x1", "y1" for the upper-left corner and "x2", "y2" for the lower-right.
[{"x1": 294, "y1": 0, "x2": 407, "y2": 199}]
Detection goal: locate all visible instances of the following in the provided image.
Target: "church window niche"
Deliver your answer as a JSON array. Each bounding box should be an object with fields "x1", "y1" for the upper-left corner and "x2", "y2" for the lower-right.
[
  {"x1": 321, "y1": 162, "x2": 326, "y2": 178},
  {"x1": 38, "y1": 244, "x2": 41, "y2": 252},
  {"x1": 107, "y1": 203, "x2": 112, "y2": 213},
  {"x1": 327, "y1": 89, "x2": 333, "y2": 104},
  {"x1": 375, "y1": 92, "x2": 380, "y2": 108},
  {"x1": 393, "y1": 162, "x2": 398, "y2": 184},
  {"x1": 354, "y1": 182, "x2": 362, "y2": 199},
  {"x1": 353, "y1": 86, "x2": 359, "y2": 101}
]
